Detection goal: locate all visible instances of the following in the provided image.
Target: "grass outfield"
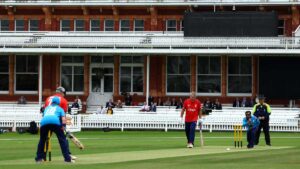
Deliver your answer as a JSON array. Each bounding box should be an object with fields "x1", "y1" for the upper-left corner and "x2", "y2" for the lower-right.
[{"x1": 0, "y1": 131, "x2": 299, "y2": 169}]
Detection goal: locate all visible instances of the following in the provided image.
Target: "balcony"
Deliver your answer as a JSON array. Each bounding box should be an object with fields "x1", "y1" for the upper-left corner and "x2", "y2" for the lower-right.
[
  {"x1": 1, "y1": 31, "x2": 300, "y2": 55},
  {"x1": 0, "y1": 0, "x2": 299, "y2": 6}
]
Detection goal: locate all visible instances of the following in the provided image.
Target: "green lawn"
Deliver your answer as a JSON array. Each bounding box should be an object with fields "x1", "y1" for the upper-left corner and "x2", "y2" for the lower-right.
[{"x1": 0, "y1": 131, "x2": 299, "y2": 169}]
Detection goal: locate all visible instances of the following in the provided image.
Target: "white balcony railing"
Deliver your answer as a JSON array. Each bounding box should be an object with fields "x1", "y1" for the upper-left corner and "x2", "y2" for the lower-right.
[
  {"x1": 1, "y1": 31, "x2": 300, "y2": 54},
  {"x1": 0, "y1": 0, "x2": 299, "y2": 6}
]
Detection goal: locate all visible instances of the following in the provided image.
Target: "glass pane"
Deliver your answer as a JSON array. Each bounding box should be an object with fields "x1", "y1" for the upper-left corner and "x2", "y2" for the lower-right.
[
  {"x1": 121, "y1": 67, "x2": 131, "y2": 75},
  {"x1": 29, "y1": 20, "x2": 39, "y2": 31},
  {"x1": 179, "y1": 56, "x2": 190, "y2": 74},
  {"x1": 104, "y1": 68, "x2": 113, "y2": 74},
  {"x1": 61, "y1": 74, "x2": 72, "y2": 92},
  {"x1": 16, "y1": 74, "x2": 38, "y2": 91},
  {"x1": 121, "y1": 56, "x2": 132, "y2": 63},
  {"x1": 61, "y1": 20, "x2": 71, "y2": 31},
  {"x1": 62, "y1": 56, "x2": 73, "y2": 63},
  {"x1": 15, "y1": 56, "x2": 27, "y2": 72},
  {"x1": 16, "y1": 20, "x2": 24, "y2": 31},
  {"x1": 167, "y1": 75, "x2": 190, "y2": 93},
  {"x1": 105, "y1": 20, "x2": 114, "y2": 31},
  {"x1": 62, "y1": 66, "x2": 72, "y2": 74},
  {"x1": 73, "y1": 56, "x2": 84, "y2": 63},
  {"x1": 91, "y1": 20, "x2": 100, "y2": 31},
  {"x1": 120, "y1": 20, "x2": 130, "y2": 31},
  {"x1": 120, "y1": 77, "x2": 131, "y2": 93},
  {"x1": 197, "y1": 75, "x2": 221, "y2": 93},
  {"x1": 133, "y1": 75, "x2": 143, "y2": 92},
  {"x1": 27, "y1": 56, "x2": 38, "y2": 72},
  {"x1": 228, "y1": 76, "x2": 252, "y2": 93},
  {"x1": 91, "y1": 75, "x2": 101, "y2": 92},
  {"x1": 0, "y1": 74, "x2": 9, "y2": 91},
  {"x1": 103, "y1": 56, "x2": 114, "y2": 63},
  {"x1": 0, "y1": 56, "x2": 9, "y2": 72},
  {"x1": 167, "y1": 56, "x2": 178, "y2": 74},
  {"x1": 104, "y1": 75, "x2": 113, "y2": 92},
  {"x1": 240, "y1": 57, "x2": 252, "y2": 74},
  {"x1": 198, "y1": 57, "x2": 209, "y2": 74},
  {"x1": 133, "y1": 56, "x2": 144, "y2": 63},
  {"x1": 91, "y1": 56, "x2": 102, "y2": 63},
  {"x1": 133, "y1": 67, "x2": 143, "y2": 75},
  {"x1": 1, "y1": 20, "x2": 9, "y2": 31},
  {"x1": 134, "y1": 19, "x2": 144, "y2": 31},
  {"x1": 74, "y1": 66, "x2": 84, "y2": 74},
  {"x1": 210, "y1": 56, "x2": 221, "y2": 74},
  {"x1": 75, "y1": 20, "x2": 85, "y2": 31},
  {"x1": 73, "y1": 75, "x2": 84, "y2": 91},
  {"x1": 228, "y1": 57, "x2": 239, "y2": 74}
]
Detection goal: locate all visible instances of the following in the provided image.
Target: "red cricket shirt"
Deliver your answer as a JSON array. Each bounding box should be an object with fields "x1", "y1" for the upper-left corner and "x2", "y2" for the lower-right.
[
  {"x1": 183, "y1": 99, "x2": 202, "y2": 122},
  {"x1": 44, "y1": 93, "x2": 68, "y2": 113}
]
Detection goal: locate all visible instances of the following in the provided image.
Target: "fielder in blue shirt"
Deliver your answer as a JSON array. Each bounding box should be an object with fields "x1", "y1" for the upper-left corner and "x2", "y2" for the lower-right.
[
  {"x1": 35, "y1": 96, "x2": 72, "y2": 163},
  {"x1": 242, "y1": 111, "x2": 260, "y2": 149}
]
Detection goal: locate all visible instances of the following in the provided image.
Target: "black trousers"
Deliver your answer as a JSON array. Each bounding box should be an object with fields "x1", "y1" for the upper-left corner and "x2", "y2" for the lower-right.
[{"x1": 255, "y1": 120, "x2": 271, "y2": 145}]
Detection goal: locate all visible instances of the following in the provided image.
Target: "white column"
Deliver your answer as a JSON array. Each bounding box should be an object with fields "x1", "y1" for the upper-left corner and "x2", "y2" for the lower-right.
[
  {"x1": 38, "y1": 54, "x2": 43, "y2": 107},
  {"x1": 146, "y1": 55, "x2": 150, "y2": 105}
]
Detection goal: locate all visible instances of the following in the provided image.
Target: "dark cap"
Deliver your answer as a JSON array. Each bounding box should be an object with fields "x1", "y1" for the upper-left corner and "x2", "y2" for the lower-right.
[{"x1": 56, "y1": 86, "x2": 66, "y2": 95}]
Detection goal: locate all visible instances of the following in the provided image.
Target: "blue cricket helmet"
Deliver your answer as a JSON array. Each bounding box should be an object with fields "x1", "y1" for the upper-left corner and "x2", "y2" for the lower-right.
[{"x1": 52, "y1": 96, "x2": 60, "y2": 105}]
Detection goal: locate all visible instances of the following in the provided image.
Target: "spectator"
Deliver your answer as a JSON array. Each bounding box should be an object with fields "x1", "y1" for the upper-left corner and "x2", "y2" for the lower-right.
[
  {"x1": 241, "y1": 97, "x2": 249, "y2": 107},
  {"x1": 176, "y1": 98, "x2": 184, "y2": 109},
  {"x1": 140, "y1": 102, "x2": 150, "y2": 112},
  {"x1": 249, "y1": 97, "x2": 255, "y2": 107},
  {"x1": 124, "y1": 93, "x2": 132, "y2": 106},
  {"x1": 164, "y1": 97, "x2": 171, "y2": 106},
  {"x1": 150, "y1": 102, "x2": 157, "y2": 112},
  {"x1": 171, "y1": 98, "x2": 178, "y2": 107},
  {"x1": 96, "y1": 105, "x2": 106, "y2": 114},
  {"x1": 203, "y1": 98, "x2": 213, "y2": 115},
  {"x1": 106, "y1": 99, "x2": 115, "y2": 108},
  {"x1": 212, "y1": 99, "x2": 222, "y2": 110},
  {"x1": 148, "y1": 96, "x2": 154, "y2": 106},
  {"x1": 106, "y1": 106, "x2": 113, "y2": 115},
  {"x1": 156, "y1": 97, "x2": 164, "y2": 106},
  {"x1": 18, "y1": 96, "x2": 27, "y2": 104},
  {"x1": 116, "y1": 100, "x2": 123, "y2": 108},
  {"x1": 75, "y1": 96, "x2": 82, "y2": 109},
  {"x1": 233, "y1": 98, "x2": 241, "y2": 107},
  {"x1": 71, "y1": 99, "x2": 79, "y2": 109}
]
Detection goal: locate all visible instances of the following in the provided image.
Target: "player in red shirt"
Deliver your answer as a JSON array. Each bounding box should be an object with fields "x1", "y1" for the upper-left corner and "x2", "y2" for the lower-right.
[{"x1": 180, "y1": 92, "x2": 202, "y2": 148}]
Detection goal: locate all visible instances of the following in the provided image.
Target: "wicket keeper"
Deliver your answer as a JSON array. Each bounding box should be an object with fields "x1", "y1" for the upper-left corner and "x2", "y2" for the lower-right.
[
  {"x1": 242, "y1": 111, "x2": 260, "y2": 149},
  {"x1": 180, "y1": 92, "x2": 202, "y2": 148},
  {"x1": 35, "y1": 96, "x2": 73, "y2": 163}
]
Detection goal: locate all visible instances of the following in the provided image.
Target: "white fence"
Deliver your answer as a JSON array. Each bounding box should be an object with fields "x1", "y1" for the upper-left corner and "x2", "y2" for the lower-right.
[{"x1": 0, "y1": 107, "x2": 299, "y2": 132}]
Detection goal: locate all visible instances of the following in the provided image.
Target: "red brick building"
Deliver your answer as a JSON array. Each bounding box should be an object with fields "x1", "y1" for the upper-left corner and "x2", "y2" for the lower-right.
[{"x1": 0, "y1": 0, "x2": 300, "y2": 108}]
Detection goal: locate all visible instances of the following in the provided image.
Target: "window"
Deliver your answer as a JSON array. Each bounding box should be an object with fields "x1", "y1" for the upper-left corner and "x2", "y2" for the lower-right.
[
  {"x1": 166, "y1": 20, "x2": 177, "y2": 31},
  {"x1": 104, "y1": 19, "x2": 114, "y2": 31},
  {"x1": 75, "y1": 19, "x2": 85, "y2": 31},
  {"x1": 29, "y1": 19, "x2": 39, "y2": 31},
  {"x1": 228, "y1": 57, "x2": 252, "y2": 94},
  {"x1": 90, "y1": 19, "x2": 100, "y2": 31},
  {"x1": 0, "y1": 56, "x2": 9, "y2": 92},
  {"x1": 61, "y1": 19, "x2": 71, "y2": 31},
  {"x1": 15, "y1": 19, "x2": 25, "y2": 31},
  {"x1": 91, "y1": 55, "x2": 114, "y2": 64},
  {"x1": 197, "y1": 56, "x2": 221, "y2": 94},
  {"x1": 278, "y1": 19, "x2": 285, "y2": 36},
  {"x1": 15, "y1": 55, "x2": 38, "y2": 92},
  {"x1": 0, "y1": 19, "x2": 9, "y2": 31},
  {"x1": 120, "y1": 56, "x2": 144, "y2": 93},
  {"x1": 61, "y1": 56, "x2": 84, "y2": 93},
  {"x1": 180, "y1": 20, "x2": 184, "y2": 31},
  {"x1": 120, "y1": 19, "x2": 130, "y2": 31},
  {"x1": 134, "y1": 19, "x2": 144, "y2": 31},
  {"x1": 167, "y1": 56, "x2": 190, "y2": 93}
]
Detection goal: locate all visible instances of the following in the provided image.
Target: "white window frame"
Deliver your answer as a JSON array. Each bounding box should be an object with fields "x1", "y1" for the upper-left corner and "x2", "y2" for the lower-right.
[
  {"x1": 60, "y1": 56, "x2": 84, "y2": 95},
  {"x1": 134, "y1": 19, "x2": 144, "y2": 31},
  {"x1": 90, "y1": 19, "x2": 100, "y2": 32},
  {"x1": 60, "y1": 19, "x2": 71, "y2": 32},
  {"x1": 166, "y1": 56, "x2": 191, "y2": 96},
  {"x1": 196, "y1": 56, "x2": 222, "y2": 96},
  {"x1": 74, "y1": 19, "x2": 85, "y2": 32},
  {"x1": 227, "y1": 56, "x2": 252, "y2": 96},
  {"x1": 104, "y1": 19, "x2": 114, "y2": 32},
  {"x1": 0, "y1": 55, "x2": 9, "y2": 94},
  {"x1": 29, "y1": 19, "x2": 39, "y2": 31},
  {"x1": 14, "y1": 55, "x2": 39, "y2": 94},
  {"x1": 119, "y1": 56, "x2": 144, "y2": 95},
  {"x1": 15, "y1": 19, "x2": 25, "y2": 32},
  {"x1": 119, "y1": 19, "x2": 130, "y2": 32},
  {"x1": 166, "y1": 19, "x2": 177, "y2": 31}
]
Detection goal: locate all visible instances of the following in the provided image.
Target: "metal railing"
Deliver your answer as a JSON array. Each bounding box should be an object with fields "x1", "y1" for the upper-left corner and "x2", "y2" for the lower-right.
[{"x1": 0, "y1": 0, "x2": 299, "y2": 6}]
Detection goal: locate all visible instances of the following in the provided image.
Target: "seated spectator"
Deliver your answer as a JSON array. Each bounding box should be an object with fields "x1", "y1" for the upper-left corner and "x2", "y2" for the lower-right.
[
  {"x1": 176, "y1": 98, "x2": 184, "y2": 109},
  {"x1": 96, "y1": 105, "x2": 106, "y2": 114},
  {"x1": 203, "y1": 98, "x2": 213, "y2": 115},
  {"x1": 18, "y1": 96, "x2": 27, "y2": 104},
  {"x1": 164, "y1": 97, "x2": 171, "y2": 106},
  {"x1": 106, "y1": 99, "x2": 115, "y2": 108},
  {"x1": 148, "y1": 96, "x2": 154, "y2": 106},
  {"x1": 156, "y1": 97, "x2": 164, "y2": 106},
  {"x1": 124, "y1": 92, "x2": 132, "y2": 106},
  {"x1": 75, "y1": 96, "x2": 82, "y2": 109},
  {"x1": 140, "y1": 102, "x2": 150, "y2": 112},
  {"x1": 150, "y1": 102, "x2": 157, "y2": 112},
  {"x1": 170, "y1": 98, "x2": 178, "y2": 107},
  {"x1": 233, "y1": 98, "x2": 241, "y2": 107},
  {"x1": 106, "y1": 106, "x2": 113, "y2": 115},
  {"x1": 241, "y1": 97, "x2": 249, "y2": 107},
  {"x1": 249, "y1": 97, "x2": 255, "y2": 107},
  {"x1": 71, "y1": 99, "x2": 80, "y2": 109},
  {"x1": 212, "y1": 99, "x2": 222, "y2": 110},
  {"x1": 116, "y1": 100, "x2": 123, "y2": 108}
]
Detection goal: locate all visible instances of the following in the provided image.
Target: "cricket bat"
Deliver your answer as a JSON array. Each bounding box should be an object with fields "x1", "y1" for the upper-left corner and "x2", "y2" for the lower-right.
[
  {"x1": 199, "y1": 122, "x2": 204, "y2": 147},
  {"x1": 67, "y1": 132, "x2": 84, "y2": 150}
]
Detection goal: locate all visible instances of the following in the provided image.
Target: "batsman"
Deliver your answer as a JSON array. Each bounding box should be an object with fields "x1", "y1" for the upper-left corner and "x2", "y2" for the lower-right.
[
  {"x1": 35, "y1": 96, "x2": 73, "y2": 163},
  {"x1": 180, "y1": 92, "x2": 202, "y2": 148}
]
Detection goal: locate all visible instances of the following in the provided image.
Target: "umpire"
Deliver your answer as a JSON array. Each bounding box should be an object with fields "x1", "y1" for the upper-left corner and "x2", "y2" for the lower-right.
[{"x1": 252, "y1": 95, "x2": 271, "y2": 146}]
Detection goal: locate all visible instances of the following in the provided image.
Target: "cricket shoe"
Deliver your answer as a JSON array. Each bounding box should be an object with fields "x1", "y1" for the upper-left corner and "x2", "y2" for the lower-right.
[
  {"x1": 70, "y1": 155, "x2": 77, "y2": 160},
  {"x1": 65, "y1": 160, "x2": 76, "y2": 163},
  {"x1": 187, "y1": 143, "x2": 194, "y2": 148}
]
